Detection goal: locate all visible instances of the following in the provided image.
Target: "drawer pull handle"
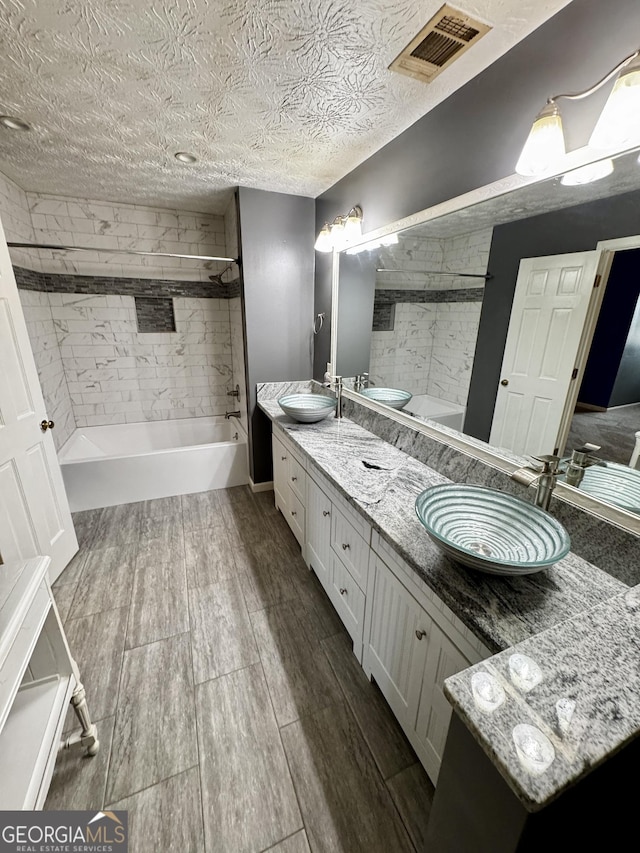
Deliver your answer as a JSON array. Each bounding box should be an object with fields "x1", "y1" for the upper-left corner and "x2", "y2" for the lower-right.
[
  {"x1": 339, "y1": 588, "x2": 347, "y2": 596},
  {"x1": 342, "y1": 543, "x2": 350, "y2": 551},
  {"x1": 323, "y1": 510, "x2": 330, "y2": 517},
  {"x1": 291, "y1": 476, "x2": 297, "y2": 482},
  {"x1": 291, "y1": 510, "x2": 297, "y2": 517},
  {"x1": 281, "y1": 455, "x2": 287, "y2": 461},
  {"x1": 415, "y1": 629, "x2": 426, "y2": 641}
]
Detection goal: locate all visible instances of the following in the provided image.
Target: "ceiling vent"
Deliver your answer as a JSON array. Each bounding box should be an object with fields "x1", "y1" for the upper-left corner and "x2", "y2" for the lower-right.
[{"x1": 389, "y1": 4, "x2": 491, "y2": 84}]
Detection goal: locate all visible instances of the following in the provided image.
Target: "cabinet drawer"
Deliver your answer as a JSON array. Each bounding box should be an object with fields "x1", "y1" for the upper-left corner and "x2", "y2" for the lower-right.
[
  {"x1": 288, "y1": 455, "x2": 306, "y2": 502},
  {"x1": 331, "y1": 510, "x2": 369, "y2": 591},
  {"x1": 330, "y1": 556, "x2": 365, "y2": 644},
  {"x1": 287, "y1": 490, "x2": 305, "y2": 547}
]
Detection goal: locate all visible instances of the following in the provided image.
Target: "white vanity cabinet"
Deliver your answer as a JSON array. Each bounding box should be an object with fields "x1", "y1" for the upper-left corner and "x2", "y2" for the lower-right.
[
  {"x1": 272, "y1": 431, "x2": 306, "y2": 547},
  {"x1": 271, "y1": 423, "x2": 491, "y2": 785},
  {"x1": 364, "y1": 534, "x2": 491, "y2": 784},
  {"x1": 306, "y1": 470, "x2": 371, "y2": 660}
]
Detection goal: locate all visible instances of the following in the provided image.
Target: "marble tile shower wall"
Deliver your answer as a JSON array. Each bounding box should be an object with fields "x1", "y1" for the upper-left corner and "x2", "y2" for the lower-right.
[
  {"x1": 0, "y1": 170, "x2": 37, "y2": 270},
  {"x1": 47, "y1": 294, "x2": 232, "y2": 427},
  {"x1": 371, "y1": 228, "x2": 491, "y2": 406},
  {"x1": 25, "y1": 192, "x2": 227, "y2": 281},
  {"x1": 376, "y1": 227, "x2": 492, "y2": 291},
  {"x1": 369, "y1": 301, "x2": 482, "y2": 406},
  {"x1": 18, "y1": 290, "x2": 76, "y2": 450}
]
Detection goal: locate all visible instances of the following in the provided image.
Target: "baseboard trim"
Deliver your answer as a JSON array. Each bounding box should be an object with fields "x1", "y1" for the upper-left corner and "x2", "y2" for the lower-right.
[{"x1": 249, "y1": 478, "x2": 274, "y2": 493}]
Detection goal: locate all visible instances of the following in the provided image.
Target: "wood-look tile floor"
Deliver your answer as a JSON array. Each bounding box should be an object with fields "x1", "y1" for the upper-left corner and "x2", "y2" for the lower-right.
[{"x1": 46, "y1": 486, "x2": 434, "y2": 853}]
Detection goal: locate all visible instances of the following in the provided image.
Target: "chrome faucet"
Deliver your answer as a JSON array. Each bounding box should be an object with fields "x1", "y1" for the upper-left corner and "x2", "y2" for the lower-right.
[
  {"x1": 225, "y1": 410, "x2": 241, "y2": 420},
  {"x1": 353, "y1": 373, "x2": 369, "y2": 390},
  {"x1": 333, "y1": 375, "x2": 343, "y2": 419},
  {"x1": 511, "y1": 454, "x2": 563, "y2": 511},
  {"x1": 564, "y1": 443, "x2": 602, "y2": 487}
]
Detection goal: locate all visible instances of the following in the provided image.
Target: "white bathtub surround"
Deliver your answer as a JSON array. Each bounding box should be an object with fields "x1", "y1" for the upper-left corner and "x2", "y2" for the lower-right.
[
  {"x1": 43, "y1": 293, "x2": 232, "y2": 427},
  {"x1": 404, "y1": 394, "x2": 466, "y2": 431},
  {"x1": 59, "y1": 416, "x2": 249, "y2": 511},
  {"x1": 17, "y1": 289, "x2": 76, "y2": 450},
  {"x1": 24, "y1": 192, "x2": 228, "y2": 281}
]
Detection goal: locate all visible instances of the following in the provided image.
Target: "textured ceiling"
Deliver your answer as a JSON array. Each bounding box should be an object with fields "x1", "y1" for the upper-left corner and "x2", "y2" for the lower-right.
[{"x1": 0, "y1": 0, "x2": 571, "y2": 213}]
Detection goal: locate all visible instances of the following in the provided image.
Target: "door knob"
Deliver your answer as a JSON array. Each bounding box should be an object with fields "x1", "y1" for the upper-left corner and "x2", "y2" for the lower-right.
[
  {"x1": 500, "y1": 379, "x2": 509, "y2": 386},
  {"x1": 415, "y1": 629, "x2": 426, "y2": 640},
  {"x1": 323, "y1": 510, "x2": 330, "y2": 517},
  {"x1": 40, "y1": 419, "x2": 55, "y2": 432},
  {"x1": 339, "y1": 588, "x2": 347, "y2": 596}
]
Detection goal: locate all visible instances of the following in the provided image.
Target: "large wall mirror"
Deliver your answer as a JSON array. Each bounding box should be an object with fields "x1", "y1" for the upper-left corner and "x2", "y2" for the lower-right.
[{"x1": 332, "y1": 146, "x2": 640, "y2": 523}]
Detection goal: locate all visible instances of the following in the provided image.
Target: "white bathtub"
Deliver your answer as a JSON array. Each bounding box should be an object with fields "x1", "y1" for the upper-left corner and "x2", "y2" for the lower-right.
[
  {"x1": 404, "y1": 394, "x2": 466, "y2": 431},
  {"x1": 58, "y1": 416, "x2": 249, "y2": 511}
]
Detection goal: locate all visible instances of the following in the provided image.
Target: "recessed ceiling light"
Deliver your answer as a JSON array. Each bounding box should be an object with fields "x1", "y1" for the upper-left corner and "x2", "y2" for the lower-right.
[
  {"x1": 174, "y1": 151, "x2": 197, "y2": 164},
  {"x1": 0, "y1": 115, "x2": 31, "y2": 131}
]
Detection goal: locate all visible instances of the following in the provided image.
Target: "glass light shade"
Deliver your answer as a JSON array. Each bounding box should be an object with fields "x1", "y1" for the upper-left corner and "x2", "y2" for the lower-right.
[
  {"x1": 342, "y1": 206, "x2": 363, "y2": 243},
  {"x1": 314, "y1": 223, "x2": 333, "y2": 252},
  {"x1": 590, "y1": 57, "x2": 640, "y2": 149},
  {"x1": 515, "y1": 102, "x2": 565, "y2": 177},
  {"x1": 329, "y1": 216, "x2": 347, "y2": 251},
  {"x1": 561, "y1": 157, "x2": 614, "y2": 186}
]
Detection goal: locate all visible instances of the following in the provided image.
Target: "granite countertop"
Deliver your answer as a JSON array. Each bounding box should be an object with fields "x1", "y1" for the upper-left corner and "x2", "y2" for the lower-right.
[
  {"x1": 444, "y1": 585, "x2": 640, "y2": 810},
  {"x1": 258, "y1": 398, "x2": 625, "y2": 654},
  {"x1": 258, "y1": 387, "x2": 639, "y2": 811}
]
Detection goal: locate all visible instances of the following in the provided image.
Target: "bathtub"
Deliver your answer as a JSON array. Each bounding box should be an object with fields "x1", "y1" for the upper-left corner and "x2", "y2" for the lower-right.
[
  {"x1": 58, "y1": 416, "x2": 249, "y2": 511},
  {"x1": 403, "y1": 394, "x2": 466, "y2": 431}
]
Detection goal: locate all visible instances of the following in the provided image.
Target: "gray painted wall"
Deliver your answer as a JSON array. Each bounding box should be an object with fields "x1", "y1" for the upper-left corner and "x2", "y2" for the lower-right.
[
  {"x1": 314, "y1": 0, "x2": 640, "y2": 378},
  {"x1": 238, "y1": 187, "x2": 316, "y2": 483},
  {"x1": 464, "y1": 188, "x2": 640, "y2": 440}
]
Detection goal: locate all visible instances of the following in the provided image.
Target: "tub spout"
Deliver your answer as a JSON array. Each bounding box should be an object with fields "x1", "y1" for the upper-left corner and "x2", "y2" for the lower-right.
[{"x1": 225, "y1": 410, "x2": 241, "y2": 419}]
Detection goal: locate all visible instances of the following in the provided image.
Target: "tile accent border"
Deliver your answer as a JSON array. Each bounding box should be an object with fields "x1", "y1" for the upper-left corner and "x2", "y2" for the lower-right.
[{"x1": 13, "y1": 265, "x2": 241, "y2": 299}]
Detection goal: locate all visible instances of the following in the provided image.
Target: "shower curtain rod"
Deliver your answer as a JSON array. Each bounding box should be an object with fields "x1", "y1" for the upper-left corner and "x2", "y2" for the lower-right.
[
  {"x1": 7, "y1": 241, "x2": 237, "y2": 263},
  {"x1": 376, "y1": 269, "x2": 492, "y2": 279}
]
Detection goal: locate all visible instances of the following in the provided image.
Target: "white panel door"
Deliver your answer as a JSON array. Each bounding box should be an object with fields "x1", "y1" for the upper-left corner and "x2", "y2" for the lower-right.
[
  {"x1": 0, "y1": 217, "x2": 77, "y2": 582},
  {"x1": 365, "y1": 555, "x2": 429, "y2": 731},
  {"x1": 490, "y1": 251, "x2": 599, "y2": 456}
]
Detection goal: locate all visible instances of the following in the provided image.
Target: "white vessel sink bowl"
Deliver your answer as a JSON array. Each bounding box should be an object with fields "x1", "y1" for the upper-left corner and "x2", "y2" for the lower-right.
[
  {"x1": 277, "y1": 393, "x2": 336, "y2": 423},
  {"x1": 360, "y1": 387, "x2": 412, "y2": 410},
  {"x1": 415, "y1": 484, "x2": 571, "y2": 576}
]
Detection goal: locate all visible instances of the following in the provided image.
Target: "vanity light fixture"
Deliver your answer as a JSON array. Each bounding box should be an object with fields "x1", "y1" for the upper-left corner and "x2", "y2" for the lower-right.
[
  {"x1": 0, "y1": 115, "x2": 31, "y2": 131},
  {"x1": 174, "y1": 151, "x2": 197, "y2": 164},
  {"x1": 516, "y1": 47, "x2": 640, "y2": 177},
  {"x1": 561, "y1": 157, "x2": 614, "y2": 186},
  {"x1": 314, "y1": 205, "x2": 363, "y2": 252}
]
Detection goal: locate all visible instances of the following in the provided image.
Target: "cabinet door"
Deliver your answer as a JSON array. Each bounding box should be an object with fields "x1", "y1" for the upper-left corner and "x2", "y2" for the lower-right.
[
  {"x1": 287, "y1": 490, "x2": 305, "y2": 548},
  {"x1": 272, "y1": 434, "x2": 289, "y2": 513},
  {"x1": 415, "y1": 621, "x2": 472, "y2": 783},
  {"x1": 330, "y1": 555, "x2": 365, "y2": 648},
  {"x1": 366, "y1": 555, "x2": 429, "y2": 731},
  {"x1": 306, "y1": 477, "x2": 333, "y2": 591},
  {"x1": 331, "y1": 510, "x2": 369, "y2": 592}
]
